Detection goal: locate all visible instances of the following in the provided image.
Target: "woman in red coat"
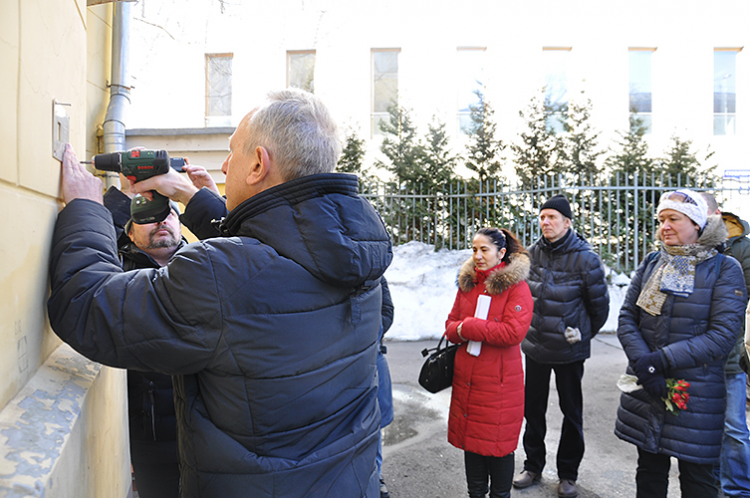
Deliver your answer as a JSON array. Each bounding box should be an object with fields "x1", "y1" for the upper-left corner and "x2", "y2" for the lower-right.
[{"x1": 444, "y1": 227, "x2": 534, "y2": 498}]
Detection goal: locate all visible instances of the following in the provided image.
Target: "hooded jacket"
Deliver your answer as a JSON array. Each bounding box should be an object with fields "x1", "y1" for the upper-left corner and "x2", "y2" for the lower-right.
[
  {"x1": 615, "y1": 215, "x2": 747, "y2": 464},
  {"x1": 721, "y1": 211, "x2": 750, "y2": 375},
  {"x1": 522, "y1": 229, "x2": 610, "y2": 364},
  {"x1": 444, "y1": 253, "x2": 533, "y2": 457},
  {"x1": 49, "y1": 173, "x2": 393, "y2": 498}
]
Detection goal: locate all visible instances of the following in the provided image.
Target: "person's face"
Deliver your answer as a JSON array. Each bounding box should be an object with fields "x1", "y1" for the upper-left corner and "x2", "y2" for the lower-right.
[
  {"x1": 658, "y1": 208, "x2": 700, "y2": 246},
  {"x1": 472, "y1": 234, "x2": 506, "y2": 271},
  {"x1": 222, "y1": 111, "x2": 257, "y2": 211},
  {"x1": 539, "y1": 208, "x2": 571, "y2": 243},
  {"x1": 128, "y1": 209, "x2": 181, "y2": 251}
]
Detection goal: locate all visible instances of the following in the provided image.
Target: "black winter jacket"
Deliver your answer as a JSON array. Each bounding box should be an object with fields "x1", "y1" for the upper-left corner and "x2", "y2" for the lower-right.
[
  {"x1": 522, "y1": 229, "x2": 610, "y2": 364},
  {"x1": 103, "y1": 186, "x2": 183, "y2": 444},
  {"x1": 615, "y1": 216, "x2": 747, "y2": 464},
  {"x1": 721, "y1": 212, "x2": 750, "y2": 376},
  {"x1": 49, "y1": 174, "x2": 393, "y2": 498}
]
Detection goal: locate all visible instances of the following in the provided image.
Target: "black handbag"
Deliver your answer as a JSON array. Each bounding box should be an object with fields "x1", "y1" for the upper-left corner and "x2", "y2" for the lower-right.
[{"x1": 418, "y1": 336, "x2": 459, "y2": 393}]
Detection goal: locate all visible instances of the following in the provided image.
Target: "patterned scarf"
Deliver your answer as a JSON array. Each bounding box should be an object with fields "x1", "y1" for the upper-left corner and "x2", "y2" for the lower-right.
[{"x1": 636, "y1": 243, "x2": 717, "y2": 316}]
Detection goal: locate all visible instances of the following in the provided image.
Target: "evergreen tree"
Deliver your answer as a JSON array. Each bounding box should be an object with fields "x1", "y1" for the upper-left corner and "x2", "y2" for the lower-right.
[
  {"x1": 420, "y1": 118, "x2": 457, "y2": 188},
  {"x1": 337, "y1": 126, "x2": 367, "y2": 176},
  {"x1": 602, "y1": 113, "x2": 655, "y2": 271},
  {"x1": 605, "y1": 113, "x2": 653, "y2": 176},
  {"x1": 375, "y1": 104, "x2": 424, "y2": 184},
  {"x1": 559, "y1": 95, "x2": 602, "y2": 176},
  {"x1": 511, "y1": 90, "x2": 558, "y2": 187},
  {"x1": 659, "y1": 135, "x2": 711, "y2": 184},
  {"x1": 465, "y1": 90, "x2": 505, "y2": 183}
]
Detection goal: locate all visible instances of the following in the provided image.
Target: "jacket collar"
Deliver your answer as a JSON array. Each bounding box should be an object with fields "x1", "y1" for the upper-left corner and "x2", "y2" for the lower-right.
[
  {"x1": 220, "y1": 173, "x2": 360, "y2": 237},
  {"x1": 539, "y1": 228, "x2": 589, "y2": 254},
  {"x1": 457, "y1": 252, "x2": 531, "y2": 295}
]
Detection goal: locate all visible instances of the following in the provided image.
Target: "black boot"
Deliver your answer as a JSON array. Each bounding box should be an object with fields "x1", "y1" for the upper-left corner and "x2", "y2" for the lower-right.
[
  {"x1": 379, "y1": 476, "x2": 390, "y2": 498},
  {"x1": 464, "y1": 451, "x2": 489, "y2": 498},
  {"x1": 487, "y1": 453, "x2": 514, "y2": 498}
]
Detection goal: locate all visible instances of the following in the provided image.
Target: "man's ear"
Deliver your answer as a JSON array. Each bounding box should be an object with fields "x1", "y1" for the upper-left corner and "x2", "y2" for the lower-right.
[{"x1": 246, "y1": 146, "x2": 271, "y2": 186}]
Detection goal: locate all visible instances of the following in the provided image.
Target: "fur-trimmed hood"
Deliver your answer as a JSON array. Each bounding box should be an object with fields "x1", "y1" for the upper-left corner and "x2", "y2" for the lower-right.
[{"x1": 458, "y1": 252, "x2": 531, "y2": 295}]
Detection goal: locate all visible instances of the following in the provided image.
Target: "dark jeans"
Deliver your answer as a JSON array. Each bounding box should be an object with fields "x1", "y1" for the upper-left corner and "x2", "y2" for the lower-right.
[
  {"x1": 464, "y1": 451, "x2": 514, "y2": 498},
  {"x1": 522, "y1": 356, "x2": 584, "y2": 481},
  {"x1": 636, "y1": 448, "x2": 717, "y2": 498},
  {"x1": 131, "y1": 439, "x2": 180, "y2": 498}
]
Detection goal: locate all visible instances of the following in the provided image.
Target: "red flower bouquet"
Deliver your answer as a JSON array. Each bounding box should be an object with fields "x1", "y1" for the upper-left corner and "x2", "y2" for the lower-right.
[{"x1": 663, "y1": 378, "x2": 690, "y2": 416}]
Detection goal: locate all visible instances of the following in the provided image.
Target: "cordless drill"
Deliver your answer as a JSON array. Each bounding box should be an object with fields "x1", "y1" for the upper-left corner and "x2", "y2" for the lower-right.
[{"x1": 92, "y1": 149, "x2": 185, "y2": 224}]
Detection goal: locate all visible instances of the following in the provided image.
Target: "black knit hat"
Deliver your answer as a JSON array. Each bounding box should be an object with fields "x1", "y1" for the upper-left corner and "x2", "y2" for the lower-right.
[{"x1": 540, "y1": 194, "x2": 572, "y2": 219}]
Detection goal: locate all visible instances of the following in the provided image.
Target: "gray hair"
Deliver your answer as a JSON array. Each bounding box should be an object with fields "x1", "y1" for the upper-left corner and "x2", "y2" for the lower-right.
[{"x1": 243, "y1": 89, "x2": 341, "y2": 181}]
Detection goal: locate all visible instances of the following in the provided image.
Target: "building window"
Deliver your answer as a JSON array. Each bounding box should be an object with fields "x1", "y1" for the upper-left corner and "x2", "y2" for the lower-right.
[
  {"x1": 629, "y1": 49, "x2": 654, "y2": 134},
  {"x1": 457, "y1": 48, "x2": 486, "y2": 135},
  {"x1": 715, "y1": 49, "x2": 740, "y2": 136},
  {"x1": 542, "y1": 48, "x2": 570, "y2": 134},
  {"x1": 287, "y1": 51, "x2": 316, "y2": 94},
  {"x1": 372, "y1": 49, "x2": 399, "y2": 136},
  {"x1": 205, "y1": 53, "x2": 232, "y2": 126}
]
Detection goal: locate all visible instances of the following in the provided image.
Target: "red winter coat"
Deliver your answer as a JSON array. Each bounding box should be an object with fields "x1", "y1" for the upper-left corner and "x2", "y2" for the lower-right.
[{"x1": 445, "y1": 253, "x2": 533, "y2": 457}]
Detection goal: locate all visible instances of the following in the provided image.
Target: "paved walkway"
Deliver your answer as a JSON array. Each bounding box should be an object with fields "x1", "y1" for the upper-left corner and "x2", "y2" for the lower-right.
[{"x1": 381, "y1": 334, "x2": 689, "y2": 498}]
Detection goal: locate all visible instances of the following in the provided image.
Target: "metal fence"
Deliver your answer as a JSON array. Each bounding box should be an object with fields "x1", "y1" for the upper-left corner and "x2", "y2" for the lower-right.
[{"x1": 360, "y1": 172, "x2": 750, "y2": 274}]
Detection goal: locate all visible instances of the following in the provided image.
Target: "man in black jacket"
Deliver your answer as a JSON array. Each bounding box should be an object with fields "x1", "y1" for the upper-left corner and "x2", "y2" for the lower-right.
[
  {"x1": 104, "y1": 189, "x2": 184, "y2": 498},
  {"x1": 512, "y1": 194, "x2": 610, "y2": 498},
  {"x1": 49, "y1": 89, "x2": 392, "y2": 498},
  {"x1": 701, "y1": 193, "x2": 750, "y2": 497}
]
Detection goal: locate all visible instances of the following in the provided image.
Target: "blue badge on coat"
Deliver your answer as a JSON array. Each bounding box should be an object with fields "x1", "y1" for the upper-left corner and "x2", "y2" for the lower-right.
[{"x1": 515, "y1": 305, "x2": 522, "y2": 312}]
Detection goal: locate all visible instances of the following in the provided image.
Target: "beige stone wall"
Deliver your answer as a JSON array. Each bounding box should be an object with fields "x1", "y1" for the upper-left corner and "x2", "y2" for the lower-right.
[{"x1": 0, "y1": 1, "x2": 130, "y2": 496}]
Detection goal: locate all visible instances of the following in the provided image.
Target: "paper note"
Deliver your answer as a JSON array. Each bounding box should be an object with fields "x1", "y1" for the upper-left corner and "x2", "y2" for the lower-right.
[{"x1": 467, "y1": 295, "x2": 491, "y2": 356}]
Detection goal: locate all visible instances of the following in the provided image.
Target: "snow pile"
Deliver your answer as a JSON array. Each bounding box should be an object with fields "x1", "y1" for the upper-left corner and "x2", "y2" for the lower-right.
[{"x1": 384, "y1": 241, "x2": 631, "y2": 341}]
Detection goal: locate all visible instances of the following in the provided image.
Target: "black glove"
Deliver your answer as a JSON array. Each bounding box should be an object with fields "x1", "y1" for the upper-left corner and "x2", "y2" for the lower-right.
[{"x1": 633, "y1": 351, "x2": 667, "y2": 399}]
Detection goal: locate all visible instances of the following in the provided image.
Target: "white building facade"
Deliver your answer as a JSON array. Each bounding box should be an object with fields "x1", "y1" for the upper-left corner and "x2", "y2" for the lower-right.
[{"x1": 125, "y1": 0, "x2": 749, "y2": 185}]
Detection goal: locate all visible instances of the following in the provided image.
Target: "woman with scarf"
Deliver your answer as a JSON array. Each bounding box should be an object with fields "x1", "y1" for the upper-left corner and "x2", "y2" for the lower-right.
[
  {"x1": 615, "y1": 188, "x2": 747, "y2": 498},
  {"x1": 444, "y1": 227, "x2": 533, "y2": 498}
]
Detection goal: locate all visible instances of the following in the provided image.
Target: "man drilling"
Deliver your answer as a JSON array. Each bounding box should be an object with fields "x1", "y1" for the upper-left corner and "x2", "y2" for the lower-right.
[{"x1": 48, "y1": 89, "x2": 392, "y2": 498}]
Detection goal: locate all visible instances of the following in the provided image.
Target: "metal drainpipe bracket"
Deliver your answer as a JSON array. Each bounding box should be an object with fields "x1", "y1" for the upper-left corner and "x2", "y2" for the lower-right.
[{"x1": 52, "y1": 100, "x2": 71, "y2": 161}]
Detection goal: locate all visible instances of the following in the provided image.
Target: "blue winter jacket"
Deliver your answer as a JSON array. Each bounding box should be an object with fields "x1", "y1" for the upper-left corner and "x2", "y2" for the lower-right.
[
  {"x1": 48, "y1": 174, "x2": 393, "y2": 497},
  {"x1": 615, "y1": 216, "x2": 747, "y2": 464}
]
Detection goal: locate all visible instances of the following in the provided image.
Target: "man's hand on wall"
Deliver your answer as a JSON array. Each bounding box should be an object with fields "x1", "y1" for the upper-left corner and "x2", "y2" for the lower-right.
[{"x1": 61, "y1": 143, "x2": 103, "y2": 205}]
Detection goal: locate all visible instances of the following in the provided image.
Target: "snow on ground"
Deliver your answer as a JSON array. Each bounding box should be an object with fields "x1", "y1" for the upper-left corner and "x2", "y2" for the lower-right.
[{"x1": 384, "y1": 241, "x2": 631, "y2": 341}]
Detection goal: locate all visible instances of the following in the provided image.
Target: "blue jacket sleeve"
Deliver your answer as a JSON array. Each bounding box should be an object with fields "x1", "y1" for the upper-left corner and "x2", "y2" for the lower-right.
[
  {"x1": 181, "y1": 187, "x2": 228, "y2": 240},
  {"x1": 48, "y1": 199, "x2": 222, "y2": 375},
  {"x1": 617, "y1": 256, "x2": 653, "y2": 363},
  {"x1": 583, "y1": 253, "x2": 610, "y2": 337}
]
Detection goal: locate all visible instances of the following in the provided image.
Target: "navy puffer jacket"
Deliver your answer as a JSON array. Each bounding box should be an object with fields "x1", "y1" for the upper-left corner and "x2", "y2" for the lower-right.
[
  {"x1": 615, "y1": 215, "x2": 747, "y2": 464},
  {"x1": 48, "y1": 174, "x2": 392, "y2": 497},
  {"x1": 522, "y1": 230, "x2": 610, "y2": 364}
]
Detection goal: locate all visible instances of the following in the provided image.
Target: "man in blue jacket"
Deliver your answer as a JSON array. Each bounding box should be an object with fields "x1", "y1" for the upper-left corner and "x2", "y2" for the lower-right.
[
  {"x1": 513, "y1": 194, "x2": 610, "y2": 498},
  {"x1": 48, "y1": 89, "x2": 393, "y2": 498},
  {"x1": 701, "y1": 193, "x2": 750, "y2": 498}
]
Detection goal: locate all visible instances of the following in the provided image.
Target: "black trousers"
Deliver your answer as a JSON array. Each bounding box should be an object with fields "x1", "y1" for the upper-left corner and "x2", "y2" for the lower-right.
[
  {"x1": 131, "y1": 439, "x2": 181, "y2": 498},
  {"x1": 636, "y1": 448, "x2": 717, "y2": 498},
  {"x1": 522, "y1": 356, "x2": 584, "y2": 481},
  {"x1": 464, "y1": 451, "x2": 514, "y2": 498}
]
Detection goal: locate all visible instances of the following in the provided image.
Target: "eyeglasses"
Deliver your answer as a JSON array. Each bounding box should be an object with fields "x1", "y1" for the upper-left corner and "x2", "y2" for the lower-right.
[{"x1": 660, "y1": 191, "x2": 698, "y2": 206}]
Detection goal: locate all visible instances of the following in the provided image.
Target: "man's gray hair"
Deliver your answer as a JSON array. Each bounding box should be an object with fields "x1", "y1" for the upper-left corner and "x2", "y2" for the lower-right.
[{"x1": 243, "y1": 89, "x2": 341, "y2": 181}]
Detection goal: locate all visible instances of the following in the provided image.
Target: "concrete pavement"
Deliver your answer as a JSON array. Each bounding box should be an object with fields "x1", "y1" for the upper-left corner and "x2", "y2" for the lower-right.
[{"x1": 380, "y1": 334, "x2": 684, "y2": 498}]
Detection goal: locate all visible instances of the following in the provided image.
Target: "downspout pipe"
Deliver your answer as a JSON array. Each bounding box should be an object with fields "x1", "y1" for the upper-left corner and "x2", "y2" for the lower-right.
[{"x1": 103, "y1": 1, "x2": 132, "y2": 188}]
